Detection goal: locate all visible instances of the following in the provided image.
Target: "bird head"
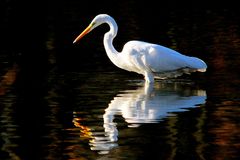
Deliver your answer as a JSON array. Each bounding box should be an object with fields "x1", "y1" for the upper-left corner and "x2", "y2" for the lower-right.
[{"x1": 73, "y1": 14, "x2": 109, "y2": 44}]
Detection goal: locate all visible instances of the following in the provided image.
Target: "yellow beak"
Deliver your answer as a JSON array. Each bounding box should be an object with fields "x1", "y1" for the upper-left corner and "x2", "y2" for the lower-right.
[{"x1": 73, "y1": 24, "x2": 93, "y2": 44}]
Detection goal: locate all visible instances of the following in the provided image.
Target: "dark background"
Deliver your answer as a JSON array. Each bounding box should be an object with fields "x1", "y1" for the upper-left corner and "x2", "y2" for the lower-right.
[
  {"x1": 1, "y1": 0, "x2": 240, "y2": 160},
  {"x1": 2, "y1": 0, "x2": 239, "y2": 70}
]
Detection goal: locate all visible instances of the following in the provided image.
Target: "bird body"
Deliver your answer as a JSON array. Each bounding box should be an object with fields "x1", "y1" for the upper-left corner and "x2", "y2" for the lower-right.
[{"x1": 73, "y1": 14, "x2": 207, "y2": 83}]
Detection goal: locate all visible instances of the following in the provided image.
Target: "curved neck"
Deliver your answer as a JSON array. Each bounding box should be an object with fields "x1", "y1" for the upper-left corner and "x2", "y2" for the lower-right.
[{"x1": 103, "y1": 17, "x2": 120, "y2": 66}]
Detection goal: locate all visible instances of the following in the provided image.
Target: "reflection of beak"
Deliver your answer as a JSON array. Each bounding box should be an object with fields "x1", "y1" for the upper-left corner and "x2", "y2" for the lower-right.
[
  {"x1": 73, "y1": 24, "x2": 93, "y2": 44},
  {"x1": 73, "y1": 117, "x2": 93, "y2": 138}
]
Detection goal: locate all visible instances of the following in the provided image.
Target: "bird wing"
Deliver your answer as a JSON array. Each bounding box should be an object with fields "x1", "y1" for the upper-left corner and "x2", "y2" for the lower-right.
[
  {"x1": 143, "y1": 45, "x2": 190, "y2": 72},
  {"x1": 122, "y1": 41, "x2": 206, "y2": 78},
  {"x1": 124, "y1": 41, "x2": 188, "y2": 69}
]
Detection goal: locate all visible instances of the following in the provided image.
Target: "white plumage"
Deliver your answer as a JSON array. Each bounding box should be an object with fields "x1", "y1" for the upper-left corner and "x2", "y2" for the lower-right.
[{"x1": 73, "y1": 14, "x2": 207, "y2": 83}]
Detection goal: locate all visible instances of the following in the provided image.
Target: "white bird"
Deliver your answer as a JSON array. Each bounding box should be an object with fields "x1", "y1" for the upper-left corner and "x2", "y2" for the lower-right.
[{"x1": 73, "y1": 14, "x2": 207, "y2": 83}]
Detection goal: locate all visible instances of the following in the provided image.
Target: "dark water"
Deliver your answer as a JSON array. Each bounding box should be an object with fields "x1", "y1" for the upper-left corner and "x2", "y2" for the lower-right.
[{"x1": 1, "y1": 1, "x2": 240, "y2": 160}]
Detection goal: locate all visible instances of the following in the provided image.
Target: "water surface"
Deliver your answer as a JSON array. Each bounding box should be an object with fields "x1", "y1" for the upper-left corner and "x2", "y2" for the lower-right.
[{"x1": 1, "y1": 4, "x2": 240, "y2": 160}]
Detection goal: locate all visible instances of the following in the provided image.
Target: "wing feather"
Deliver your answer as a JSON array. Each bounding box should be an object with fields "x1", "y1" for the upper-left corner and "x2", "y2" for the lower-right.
[{"x1": 121, "y1": 41, "x2": 207, "y2": 79}]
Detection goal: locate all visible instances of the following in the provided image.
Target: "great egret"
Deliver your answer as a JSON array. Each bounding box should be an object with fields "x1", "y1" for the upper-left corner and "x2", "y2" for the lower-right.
[{"x1": 73, "y1": 14, "x2": 207, "y2": 83}]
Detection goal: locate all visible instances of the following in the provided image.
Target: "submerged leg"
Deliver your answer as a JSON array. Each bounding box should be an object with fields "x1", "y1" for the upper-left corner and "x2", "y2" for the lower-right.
[{"x1": 144, "y1": 71, "x2": 154, "y2": 83}]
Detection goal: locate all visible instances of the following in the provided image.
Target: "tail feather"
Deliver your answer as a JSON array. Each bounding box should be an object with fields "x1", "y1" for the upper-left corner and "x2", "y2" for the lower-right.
[
  {"x1": 197, "y1": 68, "x2": 207, "y2": 72},
  {"x1": 152, "y1": 56, "x2": 207, "y2": 79},
  {"x1": 153, "y1": 67, "x2": 205, "y2": 79},
  {"x1": 186, "y1": 57, "x2": 207, "y2": 71}
]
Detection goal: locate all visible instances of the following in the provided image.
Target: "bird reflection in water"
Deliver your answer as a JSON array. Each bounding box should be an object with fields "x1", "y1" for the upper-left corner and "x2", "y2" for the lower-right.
[{"x1": 73, "y1": 81, "x2": 206, "y2": 154}]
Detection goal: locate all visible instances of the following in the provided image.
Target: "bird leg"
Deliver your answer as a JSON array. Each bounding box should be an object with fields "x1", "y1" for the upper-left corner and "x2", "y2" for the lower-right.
[{"x1": 144, "y1": 72, "x2": 154, "y2": 83}]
